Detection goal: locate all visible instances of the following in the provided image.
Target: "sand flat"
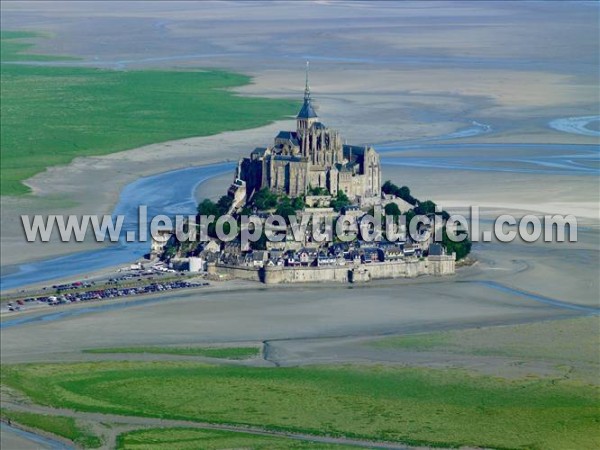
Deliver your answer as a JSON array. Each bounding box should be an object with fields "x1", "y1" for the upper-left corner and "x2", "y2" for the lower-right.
[
  {"x1": 0, "y1": 2, "x2": 598, "y2": 389},
  {"x1": 1, "y1": 1, "x2": 598, "y2": 267}
]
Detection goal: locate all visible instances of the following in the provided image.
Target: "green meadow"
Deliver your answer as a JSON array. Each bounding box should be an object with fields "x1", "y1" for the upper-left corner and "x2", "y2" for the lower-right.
[
  {"x1": 1, "y1": 30, "x2": 76, "y2": 62},
  {"x1": 369, "y1": 317, "x2": 599, "y2": 364},
  {"x1": 0, "y1": 31, "x2": 298, "y2": 195},
  {"x1": 83, "y1": 345, "x2": 260, "y2": 360},
  {"x1": 0, "y1": 408, "x2": 103, "y2": 448},
  {"x1": 2, "y1": 361, "x2": 599, "y2": 449},
  {"x1": 117, "y1": 428, "x2": 356, "y2": 450}
]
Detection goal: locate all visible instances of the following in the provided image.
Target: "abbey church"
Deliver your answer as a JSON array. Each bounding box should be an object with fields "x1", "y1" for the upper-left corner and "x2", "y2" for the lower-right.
[{"x1": 234, "y1": 64, "x2": 381, "y2": 206}]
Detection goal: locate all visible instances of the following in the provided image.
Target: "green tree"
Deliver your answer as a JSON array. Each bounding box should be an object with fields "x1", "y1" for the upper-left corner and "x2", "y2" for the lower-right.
[
  {"x1": 415, "y1": 200, "x2": 437, "y2": 215},
  {"x1": 292, "y1": 196, "x2": 305, "y2": 210},
  {"x1": 398, "y1": 186, "x2": 416, "y2": 205},
  {"x1": 253, "y1": 188, "x2": 278, "y2": 210},
  {"x1": 331, "y1": 190, "x2": 351, "y2": 212},
  {"x1": 197, "y1": 196, "x2": 236, "y2": 238},
  {"x1": 216, "y1": 195, "x2": 233, "y2": 215},
  {"x1": 382, "y1": 180, "x2": 417, "y2": 205},
  {"x1": 404, "y1": 210, "x2": 416, "y2": 229},
  {"x1": 442, "y1": 226, "x2": 472, "y2": 260},
  {"x1": 253, "y1": 231, "x2": 268, "y2": 250},
  {"x1": 197, "y1": 199, "x2": 219, "y2": 217},
  {"x1": 275, "y1": 197, "x2": 297, "y2": 224},
  {"x1": 382, "y1": 180, "x2": 396, "y2": 195},
  {"x1": 308, "y1": 186, "x2": 330, "y2": 196},
  {"x1": 384, "y1": 202, "x2": 401, "y2": 218}
]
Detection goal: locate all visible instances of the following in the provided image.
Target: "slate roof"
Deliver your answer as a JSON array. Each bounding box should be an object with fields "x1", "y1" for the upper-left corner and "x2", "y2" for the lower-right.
[
  {"x1": 297, "y1": 98, "x2": 318, "y2": 119},
  {"x1": 429, "y1": 243, "x2": 444, "y2": 256},
  {"x1": 273, "y1": 154, "x2": 303, "y2": 162},
  {"x1": 276, "y1": 131, "x2": 298, "y2": 140}
]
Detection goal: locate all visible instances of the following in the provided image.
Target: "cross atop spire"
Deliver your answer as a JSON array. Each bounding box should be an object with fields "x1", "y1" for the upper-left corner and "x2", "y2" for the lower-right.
[
  {"x1": 297, "y1": 61, "x2": 318, "y2": 120},
  {"x1": 304, "y1": 60, "x2": 310, "y2": 100}
]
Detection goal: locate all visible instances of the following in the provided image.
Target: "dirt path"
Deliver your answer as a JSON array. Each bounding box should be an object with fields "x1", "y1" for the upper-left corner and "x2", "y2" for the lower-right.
[{"x1": 1, "y1": 400, "x2": 422, "y2": 450}]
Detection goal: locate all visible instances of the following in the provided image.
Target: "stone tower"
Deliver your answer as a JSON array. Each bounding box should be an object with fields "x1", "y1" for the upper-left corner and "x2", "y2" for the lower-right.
[
  {"x1": 296, "y1": 61, "x2": 318, "y2": 134},
  {"x1": 234, "y1": 63, "x2": 382, "y2": 207}
]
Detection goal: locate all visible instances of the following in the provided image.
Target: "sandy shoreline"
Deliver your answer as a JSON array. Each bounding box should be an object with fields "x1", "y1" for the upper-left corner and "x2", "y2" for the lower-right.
[
  {"x1": 0, "y1": 120, "x2": 295, "y2": 267},
  {"x1": 0, "y1": 4, "x2": 598, "y2": 448},
  {"x1": 2, "y1": 1, "x2": 598, "y2": 269},
  {"x1": 0, "y1": 0, "x2": 597, "y2": 323},
  {"x1": 2, "y1": 121, "x2": 597, "y2": 269}
]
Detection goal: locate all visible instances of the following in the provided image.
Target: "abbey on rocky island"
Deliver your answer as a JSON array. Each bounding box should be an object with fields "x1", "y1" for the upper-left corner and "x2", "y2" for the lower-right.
[{"x1": 234, "y1": 64, "x2": 381, "y2": 206}]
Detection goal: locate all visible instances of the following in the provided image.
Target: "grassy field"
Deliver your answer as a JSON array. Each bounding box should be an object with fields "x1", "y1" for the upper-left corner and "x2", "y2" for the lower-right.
[
  {"x1": 117, "y1": 428, "x2": 356, "y2": 450},
  {"x1": 2, "y1": 361, "x2": 599, "y2": 449},
  {"x1": 369, "y1": 317, "x2": 600, "y2": 363},
  {"x1": 1, "y1": 31, "x2": 298, "y2": 195},
  {"x1": 83, "y1": 346, "x2": 260, "y2": 360},
  {"x1": 1, "y1": 31, "x2": 76, "y2": 62},
  {"x1": 1, "y1": 408, "x2": 103, "y2": 448}
]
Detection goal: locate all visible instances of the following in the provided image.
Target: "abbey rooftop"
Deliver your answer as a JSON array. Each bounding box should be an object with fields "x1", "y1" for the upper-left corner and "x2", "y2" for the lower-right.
[
  {"x1": 234, "y1": 62, "x2": 381, "y2": 205},
  {"x1": 158, "y1": 65, "x2": 462, "y2": 283}
]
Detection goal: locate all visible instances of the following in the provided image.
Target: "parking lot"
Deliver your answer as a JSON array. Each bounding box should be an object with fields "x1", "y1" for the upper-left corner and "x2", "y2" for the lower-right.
[{"x1": 2, "y1": 266, "x2": 210, "y2": 313}]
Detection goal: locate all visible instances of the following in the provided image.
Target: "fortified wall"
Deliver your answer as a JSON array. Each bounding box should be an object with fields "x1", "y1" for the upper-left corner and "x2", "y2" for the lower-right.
[
  {"x1": 207, "y1": 255, "x2": 455, "y2": 285},
  {"x1": 207, "y1": 264, "x2": 262, "y2": 282}
]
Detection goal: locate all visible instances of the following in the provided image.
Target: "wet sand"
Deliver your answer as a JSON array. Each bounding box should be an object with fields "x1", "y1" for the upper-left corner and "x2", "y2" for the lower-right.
[
  {"x1": 0, "y1": 276, "x2": 585, "y2": 364},
  {"x1": 1, "y1": 0, "x2": 598, "y2": 267},
  {"x1": 0, "y1": 1, "x2": 598, "y2": 389}
]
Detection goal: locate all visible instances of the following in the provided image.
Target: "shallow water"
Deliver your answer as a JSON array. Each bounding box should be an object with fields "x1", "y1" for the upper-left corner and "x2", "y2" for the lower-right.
[
  {"x1": 548, "y1": 115, "x2": 600, "y2": 137},
  {"x1": 381, "y1": 143, "x2": 599, "y2": 176},
  {"x1": 0, "y1": 423, "x2": 73, "y2": 450},
  {"x1": 1, "y1": 137, "x2": 597, "y2": 290},
  {"x1": 473, "y1": 280, "x2": 599, "y2": 314},
  {"x1": 0, "y1": 162, "x2": 234, "y2": 290}
]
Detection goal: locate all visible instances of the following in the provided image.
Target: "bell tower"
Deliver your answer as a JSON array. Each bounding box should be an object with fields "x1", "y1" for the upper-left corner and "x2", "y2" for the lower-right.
[{"x1": 296, "y1": 61, "x2": 318, "y2": 134}]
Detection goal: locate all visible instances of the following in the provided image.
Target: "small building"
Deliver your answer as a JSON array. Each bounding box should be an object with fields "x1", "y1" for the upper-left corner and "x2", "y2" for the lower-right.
[
  {"x1": 341, "y1": 205, "x2": 362, "y2": 217},
  {"x1": 317, "y1": 252, "x2": 337, "y2": 266},
  {"x1": 286, "y1": 253, "x2": 301, "y2": 267},
  {"x1": 360, "y1": 247, "x2": 380, "y2": 264},
  {"x1": 227, "y1": 178, "x2": 247, "y2": 212},
  {"x1": 251, "y1": 251, "x2": 269, "y2": 268},
  {"x1": 330, "y1": 242, "x2": 350, "y2": 257},
  {"x1": 223, "y1": 241, "x2": 242, "y2": 256},
  {"x1": 202, "y1": 240, "x2": 221, "y2": 253},
  {"x1": 269, "y1": 249, "x2": 284, "y2": 260},
  {"x1": 150, "y1": 229, "x2": 174, "y2": 255},
  {"x1": 345, "y1": 250, "x2": 362, "y2": 266},
  {"x1": 189, "y1": 256, "x2": 205, "y2": 272},
  {"x1": 305, "y1": 195, "x2": 332, "y2": 208},
  {"x1": 403, "y1": 244, "x2": 417, "y2": 257},
  {"x1": 297, "y1": 248, "x2": 317, "y2": 266},
  {"x1": 377, "y1": 246, "x2": 403, "y2": 262}
]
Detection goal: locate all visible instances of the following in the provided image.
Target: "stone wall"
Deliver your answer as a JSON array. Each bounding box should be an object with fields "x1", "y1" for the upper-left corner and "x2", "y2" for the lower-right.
[
  {"x1": 427, "y1": 255, "x2": 456, "y2": 275},
  {"x1": 263, "y1": 265, "x2": 351, "y2": 284},
  {"x1": 262, "y1": 255, "x2": 455, "y2": 284},
  {"x1": 210, "y1": 255, "x2": 455, "y2": 284},
  {"x1": 207, "y1": 263, "x2": 262, "y2": 282}
]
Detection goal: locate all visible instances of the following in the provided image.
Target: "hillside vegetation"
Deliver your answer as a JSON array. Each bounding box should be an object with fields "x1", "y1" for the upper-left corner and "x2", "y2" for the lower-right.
[{"x1": 1, "y1": 31, "x2": 297, "y2": 195}]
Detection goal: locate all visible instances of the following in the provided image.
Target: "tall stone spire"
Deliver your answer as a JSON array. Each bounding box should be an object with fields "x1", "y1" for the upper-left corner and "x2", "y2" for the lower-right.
[
  {"x1": 304, "y1": 60, "x2": 310, "y2": 101},
  {"x1": 297, "y1": 61, "x2": 318, "y2": 122}
]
